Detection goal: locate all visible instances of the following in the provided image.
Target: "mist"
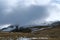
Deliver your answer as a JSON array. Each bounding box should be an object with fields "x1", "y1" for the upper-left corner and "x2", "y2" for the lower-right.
[
  {"x1": 0, "y1": 0, "x2": 60, "y2": 26},
  {"x1": 0, "y1": 0, "x2": 49, "y2": 26}
]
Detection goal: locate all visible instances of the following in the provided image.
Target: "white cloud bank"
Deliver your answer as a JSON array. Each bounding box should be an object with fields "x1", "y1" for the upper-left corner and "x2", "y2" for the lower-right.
[
  {"x1": 0, "y1": 0, "x2": 60, "y2": 26},
  {"x1": 46, "y1": 0, "x2": 60, "y2": 21}
]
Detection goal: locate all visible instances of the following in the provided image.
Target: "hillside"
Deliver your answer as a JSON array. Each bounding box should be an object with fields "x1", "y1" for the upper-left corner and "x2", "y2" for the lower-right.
[
  {"x1": 0, "y1": 25, "x2": 60, "y2": 40},
  {"x1": 0, "y1": 21, "x2": 60, "y2": 40}
]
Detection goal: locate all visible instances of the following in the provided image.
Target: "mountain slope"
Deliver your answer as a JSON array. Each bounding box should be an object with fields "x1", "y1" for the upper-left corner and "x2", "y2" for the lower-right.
[{"x1": 0, "y1": 21, "x2": 60, "y2": 32}]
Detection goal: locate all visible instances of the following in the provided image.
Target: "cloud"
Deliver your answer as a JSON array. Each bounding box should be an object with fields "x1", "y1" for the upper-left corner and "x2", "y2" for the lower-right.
[
  {"x1": 17, "y1": 0, "x2": 51, "y2": 6},
  {"x1": 3, "y1": 5, "x2": 48, "y2": 26},
  {"x1": 46, "y1": 1, "x2": 60, "y2": 21},
  {"x1": 1, "y1": 0, "x2": 60, "y2": 26},
  {"x1": 0, "y1": 0, "x2": 49, "y2": 26}
]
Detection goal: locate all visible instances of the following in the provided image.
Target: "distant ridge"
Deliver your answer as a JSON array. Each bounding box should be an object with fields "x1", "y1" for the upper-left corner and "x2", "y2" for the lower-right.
[{"x1": 0, "y1": 21, "x2": 60, "y2": 32}]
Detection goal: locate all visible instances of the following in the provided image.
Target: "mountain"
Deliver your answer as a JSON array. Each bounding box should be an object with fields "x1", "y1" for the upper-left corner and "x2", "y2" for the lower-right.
[
  {"x1": 0, "y1": 21, "x2": 60, "y2": 32},
  {"x1": 0, "y1": 24, "x2": 32, "y2": 32},
  {"x1": 0, "y1": 25, "x2": 18, "y2": 32},
  {"x1": 51, "y1": 21, "x2": 60, "y2": 27}
]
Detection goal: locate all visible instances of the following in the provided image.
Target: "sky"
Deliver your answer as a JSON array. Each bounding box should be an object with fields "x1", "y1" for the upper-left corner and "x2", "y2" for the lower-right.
[{"x1": 0, "y1": 0, "x2": 60, "y2": 26}]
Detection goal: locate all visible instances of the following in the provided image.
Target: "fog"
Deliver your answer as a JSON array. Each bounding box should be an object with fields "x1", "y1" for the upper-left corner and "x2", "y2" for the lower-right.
[{"x1": 0, "y1": 0, "x2": 60, "y2": 26}]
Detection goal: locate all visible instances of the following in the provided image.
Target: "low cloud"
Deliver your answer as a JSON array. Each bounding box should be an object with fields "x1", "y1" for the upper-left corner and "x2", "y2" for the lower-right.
[
  {"x1": 0, "y1": 0, "x2": 49, "y2": 26},
  {"x1": 0, "y1": 0, "x2": 60, "y2": 26},
  {"x1": 1, "y1": 5, "x2": 48, "y2": 26}
]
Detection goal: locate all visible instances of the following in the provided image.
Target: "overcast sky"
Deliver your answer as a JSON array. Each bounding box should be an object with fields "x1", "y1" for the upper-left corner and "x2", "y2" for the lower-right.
[{"x1": 0, "y1": 0, "x2": 60, "y2": 26}]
